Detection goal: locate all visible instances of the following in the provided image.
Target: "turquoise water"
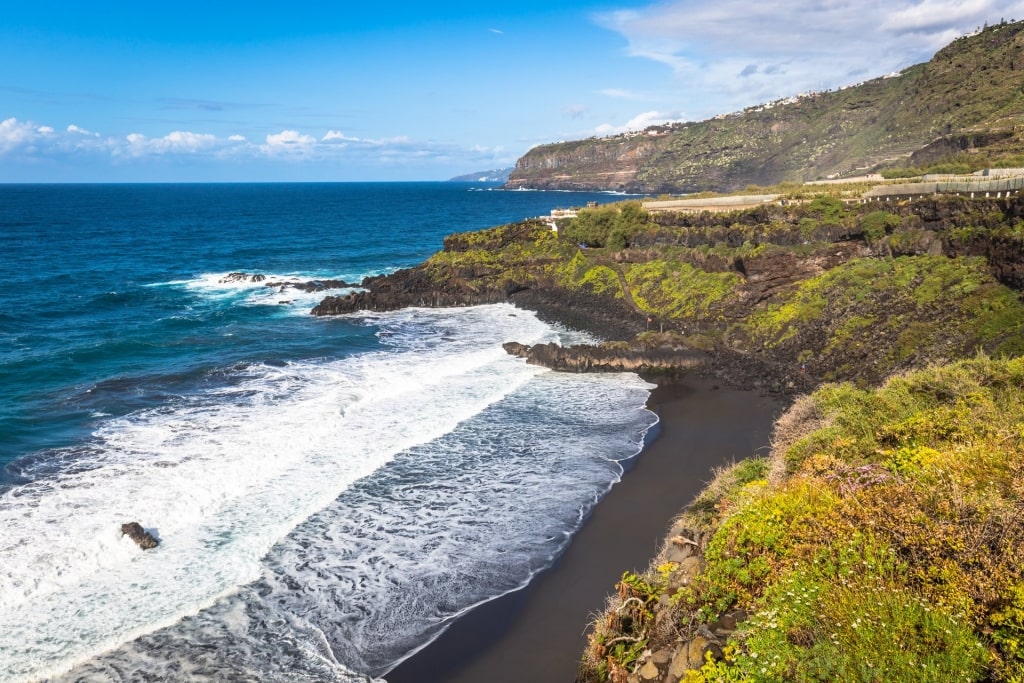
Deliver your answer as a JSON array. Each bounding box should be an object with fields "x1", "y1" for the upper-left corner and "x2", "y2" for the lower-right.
[{"x1": 0, "y1": 183, "x2": 657, "y2": 681}]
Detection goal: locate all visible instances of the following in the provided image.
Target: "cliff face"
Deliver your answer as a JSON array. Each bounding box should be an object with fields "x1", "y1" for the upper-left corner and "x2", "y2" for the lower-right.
[
  {"x1": 506, "y1": 21, "x2": 1024, "y2": 193},
  {"x1": 507, "y1": 137, "x2": 661, "y2": 192}
]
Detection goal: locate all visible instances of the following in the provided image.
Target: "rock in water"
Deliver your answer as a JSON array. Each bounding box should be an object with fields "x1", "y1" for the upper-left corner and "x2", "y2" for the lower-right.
[{"x1": 121, "y1": 522, "x2": 159, "y2": 550}]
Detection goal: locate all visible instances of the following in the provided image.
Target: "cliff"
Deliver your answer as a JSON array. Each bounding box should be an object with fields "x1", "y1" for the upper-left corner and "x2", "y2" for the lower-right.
[{"x1": 506, "y1": 21, "x2": 1024, "y2": 193}]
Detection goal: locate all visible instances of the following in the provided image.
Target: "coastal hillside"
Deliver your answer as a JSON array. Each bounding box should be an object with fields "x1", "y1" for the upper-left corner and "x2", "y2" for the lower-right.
[
  {"x1": 582, "y1": 355, "x2": 1024, "y2": 682},
  {"x1": 313, "y1": 190, "x2": 1024, "y2": 680},
  {"x1": 505, "y1": 21, "x2": 1024, "y2": 193}
]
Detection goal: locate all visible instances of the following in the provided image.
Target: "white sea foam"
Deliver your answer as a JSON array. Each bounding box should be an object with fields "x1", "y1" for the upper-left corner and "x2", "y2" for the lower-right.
[
  {"x1": 0, "y1": 304, "x2": 573, "y2": 682},
  {"x1": 50, "y1": 357, "x2": 656, "y2": 683},
  {"x1": 152, "y1": 271, "x2": 362, "y2": 314}
]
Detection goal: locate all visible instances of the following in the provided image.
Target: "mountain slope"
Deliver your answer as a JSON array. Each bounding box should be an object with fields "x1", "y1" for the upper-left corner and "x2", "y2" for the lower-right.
[{"x1": 507, "y1": 20, "x2": 1024, "y2": 193}]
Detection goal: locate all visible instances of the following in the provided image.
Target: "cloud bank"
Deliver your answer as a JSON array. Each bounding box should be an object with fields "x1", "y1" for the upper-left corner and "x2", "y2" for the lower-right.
[{"x1": 0, "y1": 117, "x2": 510, "y2": 175}]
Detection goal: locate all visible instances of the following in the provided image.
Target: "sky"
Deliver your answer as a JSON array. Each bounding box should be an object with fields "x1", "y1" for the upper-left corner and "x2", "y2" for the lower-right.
[{"x1": 2, "y1": 0, "x2": 1023, "y2": 182}]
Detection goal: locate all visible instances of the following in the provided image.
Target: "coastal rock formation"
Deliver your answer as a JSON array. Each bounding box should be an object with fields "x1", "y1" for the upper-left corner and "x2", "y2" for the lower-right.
[
  {"x1": 502, "y1": 342, "x2": 703, "y2": 375},
  {"x1": 120, "y1": 522, "x2": 159, "y2": 550},
  {"x1": 311, "y1": 266, "x2": 510, "y2": 315},
  {"x1": 264, "y1": 278, "x2": 353, "y2": 293},
  {"x1": 220, "y1": 272, "x2": 266, "y2": 283},
  {"x1": 219, "y1": 272, "x2": 353, "y2": 292}
]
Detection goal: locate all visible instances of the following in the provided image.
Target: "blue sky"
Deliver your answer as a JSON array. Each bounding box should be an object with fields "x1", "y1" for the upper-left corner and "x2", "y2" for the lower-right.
[{"x1": 2, "y1": 0, "x2": 1023, "y2": 182}]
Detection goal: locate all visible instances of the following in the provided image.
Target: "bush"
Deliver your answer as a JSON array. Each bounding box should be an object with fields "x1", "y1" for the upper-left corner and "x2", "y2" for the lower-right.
[
  {"x1": 860, "y1": 211, "x2": 903, "y2": 242},
  {"x1": 806, "y1": 196, "x2": 847, "y2": 223},
  {"x1": 562, "y1": 201, "x2": 649, "y2": 248}
]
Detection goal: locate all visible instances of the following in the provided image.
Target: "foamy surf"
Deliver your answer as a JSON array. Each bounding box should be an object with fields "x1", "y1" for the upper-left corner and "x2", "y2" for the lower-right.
[
  {"x1": 153, "y1": 271, "x2": 362, "y2": 314},
  {"x1": 0, "y1": 304, "x2": 588, "y2": 682},
  {"x1": 48, "y1": 363, "x2": 656, "y2": 683}
]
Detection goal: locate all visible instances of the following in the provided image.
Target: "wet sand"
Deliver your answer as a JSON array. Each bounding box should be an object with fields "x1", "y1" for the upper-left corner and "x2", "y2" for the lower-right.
[{"x1": 385, "y1": 378, "x2": 784, "y2": 683}]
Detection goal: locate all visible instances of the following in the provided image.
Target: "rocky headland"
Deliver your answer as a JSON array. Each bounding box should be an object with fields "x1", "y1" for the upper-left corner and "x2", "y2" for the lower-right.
[{"x1": 314, "y1": 195, "x2": 1024, "y2": 392}]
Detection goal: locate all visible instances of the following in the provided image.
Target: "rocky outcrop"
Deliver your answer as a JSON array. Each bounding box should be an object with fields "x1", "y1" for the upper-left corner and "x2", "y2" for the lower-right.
[
  {"x1": 584, "y1": 520, "x2": 752, "y2": 683},
  {"x1": 220, "y1": 272, "x2": 267, "y2": 283},
  {"x1": 219, "y1": 272, "x2": 353, "y2": 292},
  {"x1": 311, "y1": 267, "x2": 512, "y2": 315},
  {"x1": 503, "y1": 342, "x2": 704, "y2": 375},
  {"x1": 506, "y1": 138, "x2": 661, "y2": 193},
  {"x1": 121, "y1": 522, "x2": 159, "y2": 550},
  {"x1": 264, "y1": 278, "x2": 353, "y2": 293}
]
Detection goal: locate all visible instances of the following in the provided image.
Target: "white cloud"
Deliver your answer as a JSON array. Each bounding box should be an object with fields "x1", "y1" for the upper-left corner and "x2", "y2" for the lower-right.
[
  {"x1": 0, "y1": 117, "x2": 40, "y2": 152},
  {"x1": 67, "y1": 124, "x2": 99, "y2": 137},
  {"x1": 266, "y1": 130, "x2": 316, "y2": 147},
  {"x1": 489, "y1": 28, "x2": 504, "y2": 34},
  {"x1": 123, "y1": 130, "x2": 218, "y2": 156},
  {"x1": 0, "y1": 116, "x2": 518, "y2": 175},
  {"x1": 594, "y1": 110, "x2": 684, "y2": 135},
  {"x1": 882, "y1": 0, "x2": 999, "y2": 32},
  {"x1": 322, "y1": 130, "x2": 358, "y2": 143},
  {"x1": 595, "y1": 0, "x2": 1024, "y2": 120}
]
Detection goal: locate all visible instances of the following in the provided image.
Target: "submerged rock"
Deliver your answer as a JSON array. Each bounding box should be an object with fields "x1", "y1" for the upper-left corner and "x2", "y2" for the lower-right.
[{"x1": 120, "y1": 522, "x2": 159, "y2": 550}]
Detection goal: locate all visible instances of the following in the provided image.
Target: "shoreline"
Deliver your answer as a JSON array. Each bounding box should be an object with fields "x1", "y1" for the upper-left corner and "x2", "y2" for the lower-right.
[{"x1": 385, "y1": 376, "x2": 784, "y2": 683}]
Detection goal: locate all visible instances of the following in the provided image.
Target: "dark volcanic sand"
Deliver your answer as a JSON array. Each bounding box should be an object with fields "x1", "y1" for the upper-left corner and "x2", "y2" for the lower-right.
[{"x1": 385, "y1": 378, "x2": 784, "y2": 683}]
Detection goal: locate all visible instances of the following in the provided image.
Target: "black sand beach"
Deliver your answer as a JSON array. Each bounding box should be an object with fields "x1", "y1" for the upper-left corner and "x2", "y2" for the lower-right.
[{"x1": 386, "y1": 378, "x2": 784, "y2": 683}]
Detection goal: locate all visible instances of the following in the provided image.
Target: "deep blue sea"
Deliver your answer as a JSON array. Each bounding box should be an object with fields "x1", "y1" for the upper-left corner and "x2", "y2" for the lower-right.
[{"x1": 0, "y1": 183, "x2": 657, "y2": 682}]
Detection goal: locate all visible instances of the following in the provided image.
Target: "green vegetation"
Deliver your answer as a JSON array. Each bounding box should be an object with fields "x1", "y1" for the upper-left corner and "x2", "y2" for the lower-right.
[
  {"x1": 881, "y1": 153, "x2": 1024, "y2": 178},
  {"x1": 582, "y1": 357, "x2": 1024, "y2": 682},
  {"x1": 735, "y1": 255, "x2": 1024, "y2": 381},
  {"x1": 859, "y1": 210, "x2": 903, "y2": 242},
  {"x1": 555, "y1": 251, "x2": 625, "y2": 298},
  {"x1": 805, "y1": 196, "x2": 848, "y2": 223},
  {"x1": 561, "y1": 201, "x2": 651, "y2": 249},
  {"x1": 626, "y1": 260, "x2": 742, "y2": 319}
]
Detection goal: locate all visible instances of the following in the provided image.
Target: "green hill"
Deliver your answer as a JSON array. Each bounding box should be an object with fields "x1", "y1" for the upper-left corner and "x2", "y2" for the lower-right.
[{"x1": 507, "y1": 21, "x2": 1024, "y2": 193}]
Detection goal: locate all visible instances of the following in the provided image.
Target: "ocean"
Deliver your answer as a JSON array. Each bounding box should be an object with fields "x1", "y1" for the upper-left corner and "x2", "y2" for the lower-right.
[{"x1": 0, "y1": 183, "x2": 658, "y2": 682}]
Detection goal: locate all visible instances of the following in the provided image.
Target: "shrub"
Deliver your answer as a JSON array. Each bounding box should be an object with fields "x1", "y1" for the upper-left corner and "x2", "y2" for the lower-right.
[
  {"x1": 806, "y1": 196, "x2": 847, "y2": 223},
  {"x1": 860, "y1": 210, "x2": 903, "y2": 242},
  {"x1": 562, "y1": 200, "x2": 650, "y2": 249}
]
